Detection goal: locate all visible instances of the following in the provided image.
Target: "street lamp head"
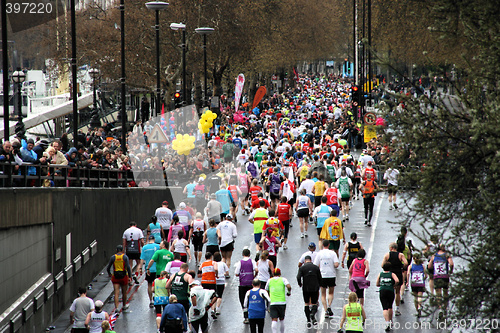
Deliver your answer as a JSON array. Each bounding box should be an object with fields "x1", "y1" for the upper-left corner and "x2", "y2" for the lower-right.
[
  {"x1": 170, "y1": 22, "x2": 186, "y2": 31},
  {"x1": 195, "y1": 27, "x2": 214, "y2": 35},
  {"x1": 12, "y1": 69, "x2": 26, "y2": 84},
  {"x1": 89, "y1": 68, "x2": 100, "y2": 79},
  {"x1": 145, "y1": 1, "x2": 168, "y2": 11}
]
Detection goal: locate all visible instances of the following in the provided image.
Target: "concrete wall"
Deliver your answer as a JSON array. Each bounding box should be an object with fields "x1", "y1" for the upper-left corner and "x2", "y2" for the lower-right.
[{"x1": 0, "y1": 187, "x2": 181, "y2": 333}]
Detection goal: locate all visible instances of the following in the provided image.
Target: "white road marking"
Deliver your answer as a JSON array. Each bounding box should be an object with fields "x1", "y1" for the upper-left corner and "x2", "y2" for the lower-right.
[{"x1": 367, "y1": 193, "x2": 385, "y2": 263}]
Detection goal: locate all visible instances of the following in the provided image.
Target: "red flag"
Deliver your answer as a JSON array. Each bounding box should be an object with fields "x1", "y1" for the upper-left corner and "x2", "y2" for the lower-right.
[
  {"x1": 252, "y1": 86, "x2": 267, "y2": 110},
  {"x1": 161, "y1": 103, "x2": 165, "y2": 117},
  {"x1": 293, "y1": 67, "x2": 299, "y2": 82}
]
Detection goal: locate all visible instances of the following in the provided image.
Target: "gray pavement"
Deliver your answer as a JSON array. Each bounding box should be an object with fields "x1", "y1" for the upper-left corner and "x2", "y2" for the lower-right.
[{"x1": 54, "y1": 191, "x2": 446, "y2": 333}]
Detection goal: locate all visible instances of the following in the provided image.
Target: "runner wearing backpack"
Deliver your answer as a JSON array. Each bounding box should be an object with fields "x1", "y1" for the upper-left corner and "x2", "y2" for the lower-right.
[
  {"x1": 268, "y1": 167, "x2": 282, "y2": 210},
  {"x1": 359, "y1": 178, "x2": 380, "y2": 227},
  {"x1": 335, "y1": 167, "x2": 353, "y2": 222},
  {"x1": 319, "y1": 210, "x2": 345, "y2": 257}
]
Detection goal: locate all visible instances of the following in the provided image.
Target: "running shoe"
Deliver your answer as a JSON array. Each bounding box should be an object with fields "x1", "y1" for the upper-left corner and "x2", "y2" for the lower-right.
[
  {"x1": 211, "y1": 312, "x2": 217, "y2": 320},
  {"x1": 216, "y1": 310, "x2": 221, "y2": 316},
  {"x1": 283, "y1": 245, "x2": 288, "y2": 250},
  {"x1": 364, "y1": 219, "x2": 368, "y2": 225},
  {"x1": 367, "y1": 222, "x2": 372, "y2": 227},
  {"x1": 327, "y1": 308, "x2": 334, "y2": 317},
  {"x1": 122, "y1": 304, "x2": 129, "y2": 311},
  {"x1": 301, "y1": 233, "x2": 304, "y2": 238},
  {"x1": 395, "y1": 310, "x2": 401, "y2": 316},
  {"x1": 389, "y1": 205, "x2": 393, "y2": 210},
  {"x1": 149, "y1": 301, "x2": 154, "y2": 308},
  {"x1": 305, "y1": 233, "x2": 308, "y2": 237},
  {"x1": 133, "y1": 276, "x2": 139, "y2": 284},
  {"x1": 401, "y1": 298, "x2": 405, "y2": 304},
  {"x1": 243, "y1": 318, "x2": 249, "y2": 324},
  {"x1": 385, "y1": 324, "x2": 391, "y2": 332},
  {"x1": 310, "y1": 314, "x2": 317, "y2": 325},
  {"x1": 393, "y1": 204, "x2": 398, "y2": 209}
]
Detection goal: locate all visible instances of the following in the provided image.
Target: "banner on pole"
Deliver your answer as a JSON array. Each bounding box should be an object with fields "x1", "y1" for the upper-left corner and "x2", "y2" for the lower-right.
[
  {"x1": 252, "y1": 86, "x2": 267, "y2": 110},
  {"x1": 234, "y1": 74, "x2": 245, "y2": 112}
]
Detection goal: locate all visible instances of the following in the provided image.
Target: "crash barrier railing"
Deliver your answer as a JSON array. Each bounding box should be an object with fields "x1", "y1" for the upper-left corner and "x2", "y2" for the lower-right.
[{"x1": 0, "y1": 162, "x2": 197, "y2": 188}]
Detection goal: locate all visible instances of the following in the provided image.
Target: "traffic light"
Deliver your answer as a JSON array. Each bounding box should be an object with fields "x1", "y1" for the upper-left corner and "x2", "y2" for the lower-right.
[
  {"x1": 351, "y1": 85, "x2": 360, "y2": 107},
  {"x1": 174, "y1": 91, "x2": 182, "y2": 108}
]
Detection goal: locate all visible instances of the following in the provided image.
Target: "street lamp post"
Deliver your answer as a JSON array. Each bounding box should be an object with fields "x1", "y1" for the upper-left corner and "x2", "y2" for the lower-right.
[
  {"x1": 2, "y1": 0, "x2": 10, "y2": 141},
  {"x1": 195, "y1": 27, "x2": 214, "y2": 107},
  {"x1": 89, "y1": 68, "x2": 102, "y2": 129},
  {"x1": 170, "y1": 23, "x2": 187, "y2": 106},
  {"x1": 146, "y1": 1, "x2": 168, "y2": 118},
  {"x1": 89, "y1": 68, "x2": 100, "y2": 111},
  {"x1": 12, "y1": 68, "x2": 26, "y2": 138}
]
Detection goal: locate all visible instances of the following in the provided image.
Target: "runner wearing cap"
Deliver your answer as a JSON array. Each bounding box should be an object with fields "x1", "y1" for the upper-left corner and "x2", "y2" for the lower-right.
[
  {"x1": 189, "y1": 280, "x2": 218, "y2": 331},
  {"x1": 265, "y1": 268, "x2": 292, "y2": 333},
  {"x1": 298, "y1": 242, "x2": 319, "y2": 267}
]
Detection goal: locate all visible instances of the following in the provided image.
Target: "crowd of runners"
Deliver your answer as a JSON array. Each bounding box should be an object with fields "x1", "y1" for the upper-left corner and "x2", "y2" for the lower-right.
[{"x1": 69, "y1": 74, "x2": 454, "y2": 333}]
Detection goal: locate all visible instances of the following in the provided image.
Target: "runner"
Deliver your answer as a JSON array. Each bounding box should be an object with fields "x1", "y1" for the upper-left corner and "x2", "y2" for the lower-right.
[
  {"x1": 336, "y1": 167, "x2": 353, "y2": 222},
  {"x1": 296, "y1": 255, "x2": 322, "y2": 325},
  {"x1": 376, "y1": 262, "x2": 399, "y2": 332},
  {"x1": 384, "y1": 167, "x2": 400, "y2": 210},
  {"x1": 147, "y1": 240, "x2": 174, "y2": 278},
  {"x1": 202, "y1": 219, "x2": 220, "y2": 260},
  {"x1": 173, "y1": 202, "x2": 193, "y2": 238},
  {"x1": 170, "y1": 230, "x2": 192, "y2": 263},
  {"x1": 189, "y1": 212, "x2": 207, "y2": 265},
  {"x1": 166, "y1": 263, "x2": 194, "y2": 315},
  {"x1": 217, "y1": 214, "x2": 238, "y2": 269},
  {"x1": 106, "y1": 245, "x2": 132, "y2": 312},
  {"x1": 265, "y1": 268, "x2": 292, "y2": 333},
  {"x1": 276, "y1": 196, "x2": 292, "y2": 249},
  {"x1": 189, "y1": 280, "x2": 218, "y2": 333},
  {"x1": 158, "y1": 295, "x2": 188, "y2": 333},
  {"x1": 312, "y1": 196, "x2": 332, "y2": 249},
  {"x1": 249, "y1": 200, "x2": 269, "y2": 253},
  {"x1": 319, "y1": 210, "x2": 345, "y2": 257},
  {"x1": 314, "y1": 239, "x2": 340, "y2": 318},
  {"x1": 256, "y1": 250, "x2": 274, "y2": 288},
  {"x1": 338, "y1": 292, "x2": 366, "y2": 333},
  {"x1": 147, "y1": 216, "x2": 165, "y2": 245},
  {"x1": 407, "y1": 253, "x2": 427, "y2": 317},
  {"x1": 298, "y1": 242, "x2": 319, "y2": 267},
  {"x1": 213, "y1": 252, "x2": 229, "y2": 316},
  {"x1": 140, "y1": 235, "x2": 160, "y2": 307},
  {"x1": 155, "y1": 200, "x2": 173, "y2": 241},
  {"x1": 198, "y1": 252, "x2": 218, "y2": 319},
  {"x1": 152, "y1": 271, "x2": 170, "y2": 330},
  {"x1": 234, "y1": 248, "x2": 258, "y2": 323},
  {"x1": 348, "y1": 249, "x2": 370, "y2": 306},
  {"x1": 359, "y1": 177, "x2": 380, "y2": 226},
  {"x1": 427, "y1": 244, "x2": 454, "y2": 319},
  {"x1": 295, "y1": 189, "x2": 313, "y2": 238},
  {"x1": 259, "y1": 227, "x2": 282, "y2": 268},
  {"x1": 84, "y1": 300, "x2": 109, "y2": 333},
  {"x1": 122, "y1": 221, "x2": 144, "y2": 285},
  {"x1": 324, "y1": 182, "x2": 341, "y2": 217},
  {"x1": 342, "y1": 232, "x2": 364, "y2": 271},
  {"x1": 381, "y1": 243, "x2": 408, "y2": 317},
  {"x1": 243, "y1": 279, "x2": 270, "y2": 333}
]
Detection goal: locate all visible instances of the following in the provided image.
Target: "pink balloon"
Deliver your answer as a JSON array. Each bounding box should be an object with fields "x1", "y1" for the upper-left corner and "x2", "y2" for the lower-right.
[{"x1": 376, "y1": 117, "x2": 386, "y2": 126}]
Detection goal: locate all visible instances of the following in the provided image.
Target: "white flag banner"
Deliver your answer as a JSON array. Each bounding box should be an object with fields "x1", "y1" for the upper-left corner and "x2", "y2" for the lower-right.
[{"x1": 234, "y1": 74, "x2": 245, "y2": 112}]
